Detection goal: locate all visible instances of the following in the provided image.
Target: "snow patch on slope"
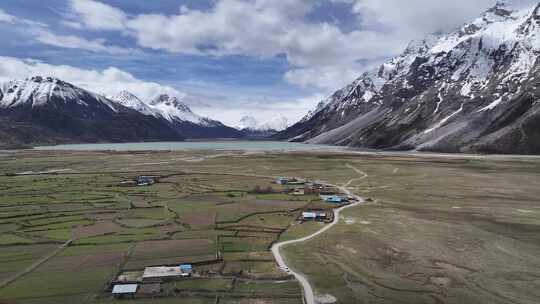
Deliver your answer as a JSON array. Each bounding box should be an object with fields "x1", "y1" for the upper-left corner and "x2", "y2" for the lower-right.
[{"x1": 424, "y1": 103, "x2": 464, "y2": 134}]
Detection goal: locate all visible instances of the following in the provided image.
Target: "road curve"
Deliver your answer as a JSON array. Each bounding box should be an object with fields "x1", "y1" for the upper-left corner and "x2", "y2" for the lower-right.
[{"x1": 271, "y1": 165, "x2": 365, "y2": 304}]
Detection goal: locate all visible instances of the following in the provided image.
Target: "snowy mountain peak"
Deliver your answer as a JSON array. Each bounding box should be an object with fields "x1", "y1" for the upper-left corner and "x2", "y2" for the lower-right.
[
  {"x1": 237, "y1": 115, "x2": 289, "y2": 131},
  {"x1": 151, "y1": 94, "x2": 192, "y2": 113},
  {"x1": 0, "y1": 76, "x2": 116, "y2": 110},
  {"x1": 148, "y1": 93, "x2": 219, "y2": 126},
  {"x1": 238, "y1": 116, "x2": 258, "y2": 130},
  {"x1": 111, "y1": 90, "x2": 140, "y2": 103},
  {"x1": 259, "y1": 115, "x2": 289, "y2": 131},
  {"x1": 487, "y1": 1, "x2": 514, "y2": 16},
  {"x1": 109, "y1": 91, "x2": 155, "y2": 116},
  {"x1": 26, "y1": 76, "x2": 66, "y2": 85}
]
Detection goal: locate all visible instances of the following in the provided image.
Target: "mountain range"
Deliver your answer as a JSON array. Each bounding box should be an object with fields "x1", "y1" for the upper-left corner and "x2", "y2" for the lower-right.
[
  {"x1": 277, "y1": 2, "x2": 540, "y2": 154},
  {"x1": 0, "y1": 76, "x2": 241, "y2": 148}
]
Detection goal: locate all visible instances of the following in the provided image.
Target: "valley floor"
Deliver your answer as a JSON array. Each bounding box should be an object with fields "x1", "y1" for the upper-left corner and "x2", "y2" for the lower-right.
[{"x1": 0, "y1": 149, "x2": 539, "y2": 304}]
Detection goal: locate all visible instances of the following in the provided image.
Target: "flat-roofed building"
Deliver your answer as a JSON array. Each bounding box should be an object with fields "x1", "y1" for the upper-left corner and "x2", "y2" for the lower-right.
[
  {"x1": 142, "y1": 265, "x2": 193, "y2": 281},
  {"x1": 112, "y1": 284, "x2": 138, "y2": 298},
  {"x1": 143, "y1": 266, "x2": 182, "y2": 280},
  {"x1": 302, "y1": 211, "x2": 327, "y2": 221}
]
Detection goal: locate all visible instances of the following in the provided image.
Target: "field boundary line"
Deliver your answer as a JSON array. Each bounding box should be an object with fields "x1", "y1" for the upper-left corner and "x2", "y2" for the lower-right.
[{"x1": 0, "y1": 239, "x2": 73, "y2": 290}]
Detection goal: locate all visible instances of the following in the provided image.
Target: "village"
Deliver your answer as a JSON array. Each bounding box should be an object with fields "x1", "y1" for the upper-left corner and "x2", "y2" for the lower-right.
[{"x1": 108, "y1": 175, "x2": 357, "y2": 299}]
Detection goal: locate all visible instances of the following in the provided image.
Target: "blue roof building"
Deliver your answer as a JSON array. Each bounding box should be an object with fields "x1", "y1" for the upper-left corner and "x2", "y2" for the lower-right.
[
  {"x1": 275, "y1": 177, "x2": 289, "y2": 185},
  {"x1": 179, "y1": 264, "x2": 192, "y2": 274},
  {"x1": 324, "y1": 195, "x2": 344, "y2": 204}
]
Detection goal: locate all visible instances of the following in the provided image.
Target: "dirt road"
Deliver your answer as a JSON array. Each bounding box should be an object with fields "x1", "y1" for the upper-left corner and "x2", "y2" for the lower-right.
[{"x1": 271, "y1": 164, "x2": 365, "y2": 304}]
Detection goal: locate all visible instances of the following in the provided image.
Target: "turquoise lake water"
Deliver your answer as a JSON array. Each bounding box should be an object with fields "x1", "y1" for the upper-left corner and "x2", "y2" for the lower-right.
[{"x1": 34, "y1": 141, "x2": 343, "y2": 152}]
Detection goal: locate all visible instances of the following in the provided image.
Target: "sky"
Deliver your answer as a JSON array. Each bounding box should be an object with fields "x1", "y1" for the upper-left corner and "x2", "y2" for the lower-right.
[{"x1": 0, "y1": 0, "x2": 536, "y2": 127}]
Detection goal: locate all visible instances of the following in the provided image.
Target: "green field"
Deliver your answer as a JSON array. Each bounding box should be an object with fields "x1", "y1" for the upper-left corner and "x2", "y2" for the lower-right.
[
  {"x1": 0, "y1": 149, "x2": 323, "y2": 303},
  {"x1": 0, "y1": 149, "x2": 539, "y2": 303}
]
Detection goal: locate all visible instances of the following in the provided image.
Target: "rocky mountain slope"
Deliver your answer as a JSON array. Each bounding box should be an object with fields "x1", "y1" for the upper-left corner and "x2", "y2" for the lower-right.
[
  {"x1": 0, "y1": 77, "x2": 239, "y2": 147},
  {"x1": 277, "y1": 2, "x2": 540, "y2": 154}
]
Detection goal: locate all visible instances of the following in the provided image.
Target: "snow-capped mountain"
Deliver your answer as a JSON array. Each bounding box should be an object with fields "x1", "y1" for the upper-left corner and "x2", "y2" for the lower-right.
[
  {"x1": 1, "y1": 76, "x2": 119, "y2": 111},
  {"x1": 259, "y1": 115, "x2": 289, "y2": 131},
  {"x1": 278, "y1": 2, "x2": 540, "y2": 154},
  {"x1": 109, "y1": 91, "x2": 216, "y2": 125},
  {"x1": 237, "y1": 115, "x2": 289, "y2": 131},
  {"x1": 236, "y1": 115, "x2": 289, "y2": 138},
  {"x1": 0, "y1": 76, "x2": 185, "y2": 146},
  {"x1": 110, "y1": 92, "x2": 241, "y2": 139},
  {"x1": 109, "y1": 90, "x2": 155, "y2": 116},
  {"x1": 0, "y1": 77, "x2": 241, "y2": 147},
  {"x1": 149, "y1": 94, "x2": 221, "y2": 127},
  {"x1": 237, "y1": 116, "x2": 259, "y2": 130}
]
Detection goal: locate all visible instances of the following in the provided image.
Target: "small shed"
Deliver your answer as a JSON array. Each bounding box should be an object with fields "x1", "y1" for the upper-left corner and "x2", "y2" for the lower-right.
[
  {"x1": 302, "y1": 211, "x2": 327, "y2": 221},
  {"x1": 302, "y1": 212, "x2": 317, "y2": 220},
  {"x1": 112, "y1": 284, "x2": 138, "y2": 298},
  {"x1": 136, "y1": 176, "x2": 156, "y2": 186},
  {"x1": 291, "y1": 188, "x2": 305, "y2": 196}
]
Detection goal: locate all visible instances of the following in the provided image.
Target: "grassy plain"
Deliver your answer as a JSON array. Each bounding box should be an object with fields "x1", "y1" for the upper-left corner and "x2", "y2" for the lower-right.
[
  {"x1": 282, "y1": 154, "x2": 540, "y2": 304},
  {"x1": 0, "y1": 149, "x2": 539, "y2": 304}
]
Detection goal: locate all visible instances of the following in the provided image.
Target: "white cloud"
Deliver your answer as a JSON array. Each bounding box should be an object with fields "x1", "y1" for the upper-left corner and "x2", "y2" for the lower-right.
[
  {"x1": 64, "y1": 0, "x2": 403, "y2": 67},
  {"x1": 194, "y1": 93, "x2": 325, "y2": 127},
  {"x1": 62, "y1": 0, "x2": 407, "y2": 95},
  {"x1": 32, "y1": 29, "x2": 133, "y2": 54},
  {"x1": 123, "y1": 0, "x2": 404, "y2": 68},
  {"x1": 285, "y1": 64, "x2": 377, "y2": 92},
  {"x1": 0, "y1": 9, "x2": 16, "y2": 24},
  {"x1": 67, "y1": 0, "x2": 127, "y2": 31},
  {"x1": 0, "y1": 56, "x2": 183, "y2": 103},
  {"x1": 0, "y1": 5, "x2": 127, "y2": 55},
  {"x1": 0, "y1": 8, "x2": 47, "y2": 27},
  {"x1": 351, "y1": 0, "x2": 495, "y2": 36}
]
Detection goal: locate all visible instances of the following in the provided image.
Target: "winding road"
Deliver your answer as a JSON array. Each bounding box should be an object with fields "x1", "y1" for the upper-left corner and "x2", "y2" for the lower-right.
[{"x1": 271, "y1": 164, "x2": 366, "y2": 304}]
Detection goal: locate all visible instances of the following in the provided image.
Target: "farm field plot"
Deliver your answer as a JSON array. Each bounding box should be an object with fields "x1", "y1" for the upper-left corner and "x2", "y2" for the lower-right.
[
  {"x1": 0, "y1": 242, "x2": 129, "y2": 300},
  {"x1": 124, "y1": 239, "x2": 216, "y2": 269}
]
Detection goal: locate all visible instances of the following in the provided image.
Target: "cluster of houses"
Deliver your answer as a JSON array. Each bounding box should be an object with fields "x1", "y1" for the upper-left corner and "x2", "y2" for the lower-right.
[
  {"x1": 119, "y1": 175, "x2": 159, "y2": 187},
  {"x1": 274, "y1": 177, "x2": 350, "y2": 204},
  {"x1": 111, "y1": 264, "x2": 192, "y2": 298},
  {"x1": 274, "y1": 176, "x2": 352, "y2": 225}
]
